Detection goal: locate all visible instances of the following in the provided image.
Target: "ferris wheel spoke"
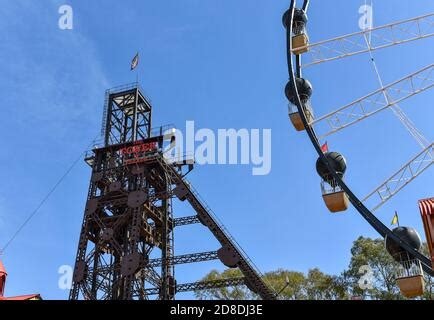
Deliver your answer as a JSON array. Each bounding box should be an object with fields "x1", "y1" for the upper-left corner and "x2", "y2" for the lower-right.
[
  {"x1": 362, "y1": 143, "x2": 434, "y2": 212},
  {"x1": 311, "y1": 64, "x2": 434, "y2": 139},
  {"x1": 297, "y1": 13, "x2": 434, "y2": 68}
]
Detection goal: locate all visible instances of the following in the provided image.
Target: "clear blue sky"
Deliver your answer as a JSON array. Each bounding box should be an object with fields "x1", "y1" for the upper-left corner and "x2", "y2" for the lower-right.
[{"x1": 0, "y1": 0, "x2": 432, "y2": 299}]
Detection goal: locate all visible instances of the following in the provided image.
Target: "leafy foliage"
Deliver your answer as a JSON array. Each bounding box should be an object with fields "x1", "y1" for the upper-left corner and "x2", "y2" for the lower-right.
[
  {"x1": 194, "y1": 268, "x2": 348, "y2": 300},
  {"x1": 194, "y1": 237, "x2": 433, "y2": 300},
  {"x1": 344, "y1": 236, "x2": 401, "y2": 300}
]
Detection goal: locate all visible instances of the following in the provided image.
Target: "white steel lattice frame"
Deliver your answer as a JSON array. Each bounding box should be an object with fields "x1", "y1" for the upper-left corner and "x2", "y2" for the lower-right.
[
  {"x1": 363, "y1": 143, "x2": 434, "y2": 212},
  {"x1": 296, "y1": 13, "x2": 434, "y2": 68},
  {"x1": 311, "y1": 64, "x2": 434, "y2": 139}
]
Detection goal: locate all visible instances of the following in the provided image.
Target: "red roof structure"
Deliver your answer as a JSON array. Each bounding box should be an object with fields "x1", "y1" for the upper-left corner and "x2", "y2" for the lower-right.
[
  {"x1": 0, "y1": 294, "x2": 41, "y2": 301},
  {"x1": 419, "y1": 197, "x2": 434, "y2": 268},
  {"x1": 0, "y1": 260, "x2": 41, "y2": 301}
]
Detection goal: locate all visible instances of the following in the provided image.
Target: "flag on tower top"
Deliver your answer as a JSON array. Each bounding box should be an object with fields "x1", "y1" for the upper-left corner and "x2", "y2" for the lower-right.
[{"x1": 131, "y1": 52, "x2": 139, "y2": 71}]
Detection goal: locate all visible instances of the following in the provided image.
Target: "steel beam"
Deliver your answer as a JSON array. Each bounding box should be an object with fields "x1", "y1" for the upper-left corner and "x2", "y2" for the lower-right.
[
  {"x1": 363, "y1": 143, "x2": 434, "y2": 211},
  {"x1": 143, "y1": 277, "x2": 247, "y2": 296},
  {"x1": 298, "y1": 13, "x2": 434, "y2": 67},
  {"x1": 312, "y1": 64, "x2": 434, "y2": 139},
  {"x1": 174, "y1": 215, "x2": 201, "y2": 227},
  {"x1": 148, "y1": 251, "x2": 219, "y2": 268}
]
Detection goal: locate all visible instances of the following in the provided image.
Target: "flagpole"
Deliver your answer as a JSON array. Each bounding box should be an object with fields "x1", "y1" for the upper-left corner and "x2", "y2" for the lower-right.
[{"x1": 135, "y1": 54, "x2": 139, "y2": 85}]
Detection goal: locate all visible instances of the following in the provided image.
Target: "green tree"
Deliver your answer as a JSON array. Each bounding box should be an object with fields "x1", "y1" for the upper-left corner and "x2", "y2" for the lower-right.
[
  {"x1": 194, "y1": 268, "x2": 348, "y2": 300},
  {"x1": 194, "y1": 269, "x2": 252, "y2": 300},
  {"x1": 344, "y1": 236, "x2": 401, "y2": 300},
  {"x1": 264, "y1": 269, "x2": 306, "y2": 300},
  {"x1": 304, "y1": 268, "x2": 349, "y2": 300},
  {"x1": 193, "y1": 237, "x2": 432, "y2": 300},
  {"x1": 344, "y1": 237, "x2": 432, "y2": 300}
]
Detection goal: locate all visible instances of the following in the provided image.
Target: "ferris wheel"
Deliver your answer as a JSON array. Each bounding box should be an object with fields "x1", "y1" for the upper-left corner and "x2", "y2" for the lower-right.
[{"x1": 283, "y1": 0, "x2": 434, "y2": 298}]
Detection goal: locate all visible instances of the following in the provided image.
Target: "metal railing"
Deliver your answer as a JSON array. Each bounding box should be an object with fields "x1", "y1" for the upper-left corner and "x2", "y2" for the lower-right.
[
  {"x1": 395, "y1": 259, "x2": 424, "y2": 279},
  {"x1": 320, "y1": 179, "x2": 345, "y2": 195},
  {"x1": 106, "y1": 81, "x2": 153, "y2": 105},
  {"x1": 298, "y1": 13, "x2": 434, "y2": 67},
  {"x1": 172, "y1": 166, "x2": 276, "y2": 294},
  {"x1": 106, "y1": 82, "x2": 140, "y2": 95},
  {"x1": 288, "y1": 100, "x2": 314, "y2": 118},
  {"x1": 84, "y1": 124, "x2": 176, "y2": 157}
]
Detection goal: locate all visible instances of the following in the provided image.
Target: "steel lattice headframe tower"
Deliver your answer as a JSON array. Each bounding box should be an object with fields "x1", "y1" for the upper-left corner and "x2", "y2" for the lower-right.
[{"x1": 69, "y1": 83, "x2": 276, "y2": 300}]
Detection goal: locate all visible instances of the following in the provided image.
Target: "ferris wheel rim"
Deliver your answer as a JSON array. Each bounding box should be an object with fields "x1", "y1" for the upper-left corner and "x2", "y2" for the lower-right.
[{"x1": 285, "y1": 0, "x2": 434, "y2": 276}]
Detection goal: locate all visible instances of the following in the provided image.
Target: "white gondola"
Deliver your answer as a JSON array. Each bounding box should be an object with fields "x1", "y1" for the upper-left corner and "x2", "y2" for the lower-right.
[
  {"x1": 316, "y1": 152, "x2": 349, "y2": 213},
  {"x1": 385, "y1": 228, "x2": 425, "y2": 298},
  {"x1": 321, "y1": 181, "x2": 349, "y2": 213},
  {"x1": 395, "y1": 259, "x2": 425, "y2": 298},
  {"x1": 288, "y1": 101, "x2": 314, "y2": 131}
]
